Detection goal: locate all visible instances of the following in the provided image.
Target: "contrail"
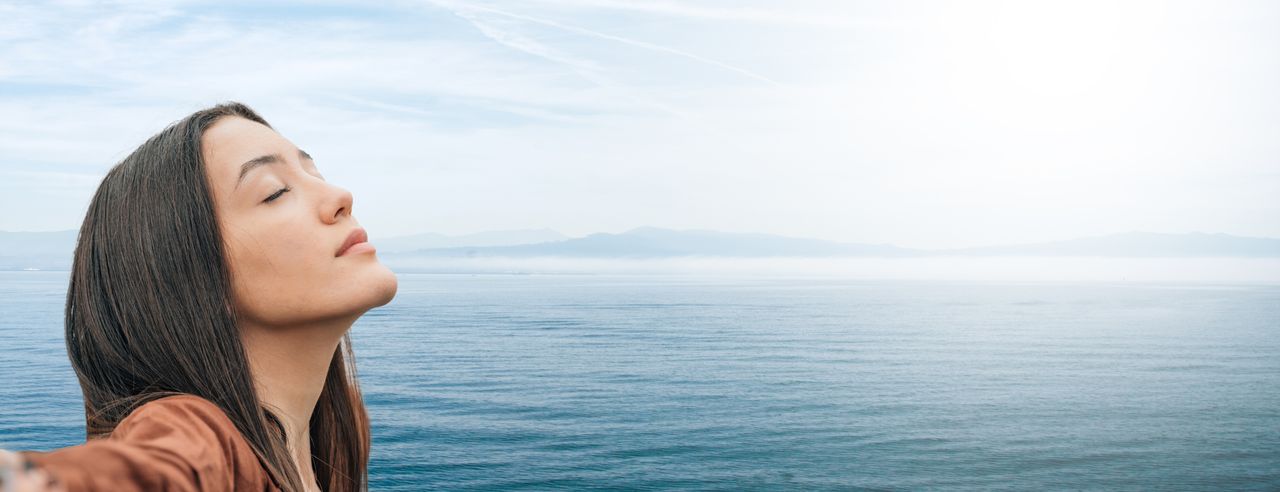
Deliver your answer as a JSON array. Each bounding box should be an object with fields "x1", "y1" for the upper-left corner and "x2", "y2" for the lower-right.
[
  {"x1": 435, "y1": 2, "x2": 702, "y2": 120},
  {"x1": 432, "y1": 0, "x2": 783, "y2": 87},
  {"x1": 523, "y1": 0, "x2": 873, "y2": 29}
]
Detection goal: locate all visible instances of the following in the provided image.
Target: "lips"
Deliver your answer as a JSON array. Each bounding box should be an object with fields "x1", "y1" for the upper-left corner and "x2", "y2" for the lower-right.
[{"x1": 336, "y1": 228, "x2": 369, "y2": 257}]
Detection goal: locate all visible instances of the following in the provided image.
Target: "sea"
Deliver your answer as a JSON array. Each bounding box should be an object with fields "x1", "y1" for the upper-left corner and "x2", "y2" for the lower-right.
[{"x1": 1, "y1": 270, "x2": 1278, "y2": 490}]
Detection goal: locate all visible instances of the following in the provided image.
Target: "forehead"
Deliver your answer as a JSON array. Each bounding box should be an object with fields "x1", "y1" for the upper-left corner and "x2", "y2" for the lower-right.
[{"x1": 201, "y1": 116, "x2": 292, "y2": 186}]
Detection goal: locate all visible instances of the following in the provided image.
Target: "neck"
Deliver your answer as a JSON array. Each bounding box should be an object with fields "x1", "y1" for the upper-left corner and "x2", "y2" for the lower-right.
[{"x1": 240, "y1": 314, "x2": 357, "y2": 490}]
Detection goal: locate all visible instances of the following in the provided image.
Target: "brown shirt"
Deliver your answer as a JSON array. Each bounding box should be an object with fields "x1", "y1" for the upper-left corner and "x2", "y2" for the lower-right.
[{"x1": 18, "y1": 394, "x2": 280, "y2": 491}]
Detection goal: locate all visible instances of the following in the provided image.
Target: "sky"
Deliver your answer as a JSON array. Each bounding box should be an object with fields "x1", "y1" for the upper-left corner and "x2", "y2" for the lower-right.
[{"x1": 0, "y1": 0, "x2": 1276, "y2": 249}]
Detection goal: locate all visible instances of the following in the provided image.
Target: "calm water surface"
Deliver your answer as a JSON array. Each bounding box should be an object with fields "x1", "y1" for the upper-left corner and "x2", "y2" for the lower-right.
[{"x1": 2, "y1": 271, "x2": 1278, "y2": 490}]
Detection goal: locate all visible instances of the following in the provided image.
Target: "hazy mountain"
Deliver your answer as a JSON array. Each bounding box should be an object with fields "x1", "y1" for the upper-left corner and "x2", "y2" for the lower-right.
[
  {"x1": 4, "y1": 228, "x2": 1279, "y2": 271},
  {"x1": 935, "y1": 231, "x2": 1280, "y2": 257},
  {"x1": 376, "y1": 228, "x2": 569, "y2": 252},
  {"x1": 386, "y1": 226, "x2": 922, "y2": 258},
  {"x1": 0, "y1": 230, "x2": 76, "y2": 270},
  {"x1": 388, "y1": 228, "x2": 1280, "y2": 259}
]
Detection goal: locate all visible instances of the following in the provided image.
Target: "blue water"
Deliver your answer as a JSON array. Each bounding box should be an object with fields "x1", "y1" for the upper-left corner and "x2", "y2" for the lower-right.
[{"x1": 2, "y1": 271, "x2": 1278, "y2": 490}]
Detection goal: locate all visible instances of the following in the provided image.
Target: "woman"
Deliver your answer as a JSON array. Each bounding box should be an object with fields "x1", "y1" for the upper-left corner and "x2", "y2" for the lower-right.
[{"x1": 0, "y1": 102, "x2": 399, "y2": 491}]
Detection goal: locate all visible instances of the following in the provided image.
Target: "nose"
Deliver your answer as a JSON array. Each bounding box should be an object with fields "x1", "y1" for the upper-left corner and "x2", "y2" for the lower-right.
[{"x1": 323, "y1": 184, "x2": 354, "y2": 224}]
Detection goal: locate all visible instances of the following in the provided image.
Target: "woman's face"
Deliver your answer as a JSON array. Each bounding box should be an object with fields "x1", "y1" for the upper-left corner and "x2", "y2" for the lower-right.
[{"x1": 202, "y1": 116, "x2": 397, "y2": 328}]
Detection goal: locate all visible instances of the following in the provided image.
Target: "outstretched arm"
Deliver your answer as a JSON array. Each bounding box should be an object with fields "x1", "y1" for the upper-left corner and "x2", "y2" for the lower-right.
[{"x1": 4, "y1": 396, "x2": 272, "y2": 492}]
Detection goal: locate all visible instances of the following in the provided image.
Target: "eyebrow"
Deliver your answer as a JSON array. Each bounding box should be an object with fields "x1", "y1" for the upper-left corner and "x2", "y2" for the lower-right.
[{"x1": 235, "y1": 149, "x2": 314, "y2": 190}]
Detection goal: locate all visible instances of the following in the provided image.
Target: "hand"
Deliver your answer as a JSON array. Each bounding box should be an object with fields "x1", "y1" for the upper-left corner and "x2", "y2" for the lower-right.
[{"x1": 0, "y1": 449, "x2": 64, "y2": 492}]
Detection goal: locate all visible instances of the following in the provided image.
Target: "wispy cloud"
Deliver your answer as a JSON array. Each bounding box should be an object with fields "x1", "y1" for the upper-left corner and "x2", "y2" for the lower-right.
[
  {"x1": 434, "y1": 0, "x2": 783, "y2": 86},
  {"x1": 504, "y1": 0, "x2": 891, "y2": 29}
]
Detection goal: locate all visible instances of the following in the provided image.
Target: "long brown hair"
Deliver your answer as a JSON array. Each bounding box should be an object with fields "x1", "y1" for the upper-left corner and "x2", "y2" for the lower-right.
[{"x1": 64, "y1": 101, "x2": 370, "y2": 491}]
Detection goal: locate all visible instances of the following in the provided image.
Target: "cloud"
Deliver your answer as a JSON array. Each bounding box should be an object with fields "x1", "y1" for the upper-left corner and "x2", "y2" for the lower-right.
[{"x1": 0, "y1": 1, "x2": 1277, "y2": 249}]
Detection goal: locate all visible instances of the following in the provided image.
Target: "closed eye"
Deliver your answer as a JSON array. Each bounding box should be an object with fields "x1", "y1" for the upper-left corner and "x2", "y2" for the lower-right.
[{"x1": 264, "y1": 186, "x2": 291, "y2": 203}]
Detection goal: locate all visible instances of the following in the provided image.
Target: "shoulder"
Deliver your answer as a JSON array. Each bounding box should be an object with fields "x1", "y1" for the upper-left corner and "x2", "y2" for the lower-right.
[
  {"x1": 112, "y1": 395, "x2": 243, "y2": 446},
  {"x1": 112, "y1": 394, "x2": 270, "y2": 471},
  {"x1": 111, "y1": 394, "x2": 277, "y2": 490},
  {"x1": 118, "y1": 394, "x2": 237, "y2": 433}
]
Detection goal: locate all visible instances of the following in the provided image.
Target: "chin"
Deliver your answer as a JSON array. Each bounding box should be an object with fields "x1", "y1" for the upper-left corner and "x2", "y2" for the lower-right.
[
  {"x1": 321, "y1": 262, "x2": 398, "y2": 320},
  {"x1": 363, "y1": 262, "x2": 399, "y2": 308}
]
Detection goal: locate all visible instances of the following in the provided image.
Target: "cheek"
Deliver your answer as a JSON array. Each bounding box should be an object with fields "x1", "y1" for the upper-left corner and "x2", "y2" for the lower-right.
[
  {"x1": 228, "y1": 224, "x2": 315, "y2": 274},
  {"x1": 224, "y1": 222, "x2": 334, "y2": 319}
]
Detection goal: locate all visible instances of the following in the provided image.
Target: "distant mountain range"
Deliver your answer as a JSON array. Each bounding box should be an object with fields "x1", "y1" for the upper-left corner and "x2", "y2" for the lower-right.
[
  {"x1": 0, "y1": 230, "x2": 77, "y2": 271},
  {"x1": 4, "y1": 227, "x2": 1279, "y2": 270},
  {"x1": 374, "y1": 228, "x2": 568, "y2": 251},
  {"x1": 383, "y1": 226, "x2": 913, "y2": 258},
  {"x1": 382, "y1": 228, "x2": 1280, "y2": 259}
]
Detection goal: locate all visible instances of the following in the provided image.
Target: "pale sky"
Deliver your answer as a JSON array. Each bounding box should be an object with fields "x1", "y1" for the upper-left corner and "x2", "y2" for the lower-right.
[{"x1": 0, "y1": 0, "x2": 1276, "y2": 249}]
